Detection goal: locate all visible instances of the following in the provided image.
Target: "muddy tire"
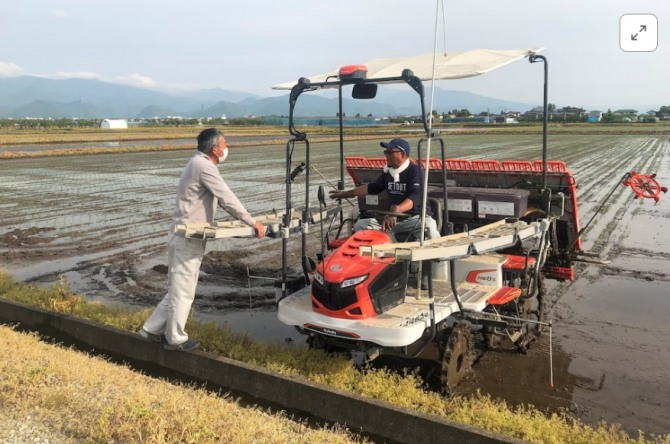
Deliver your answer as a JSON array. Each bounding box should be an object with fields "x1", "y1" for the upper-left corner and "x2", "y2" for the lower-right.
[
  {"x1": 440, "y1": 323, "x2": 474, "y2": 395},
  {"x1": 515, "y1": 275, "x2": 547, "y2": 351}
]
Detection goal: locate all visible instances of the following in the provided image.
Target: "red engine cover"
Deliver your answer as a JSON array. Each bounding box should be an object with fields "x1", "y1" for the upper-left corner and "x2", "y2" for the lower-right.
[{"x1": 311, "y1": 230, "x2": 397, "y2": 319}]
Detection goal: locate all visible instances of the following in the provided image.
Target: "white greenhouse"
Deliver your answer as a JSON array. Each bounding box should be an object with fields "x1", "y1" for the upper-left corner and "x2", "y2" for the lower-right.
[{"x1": 100, "y1": 119, "x2": 128, "y2": 129}]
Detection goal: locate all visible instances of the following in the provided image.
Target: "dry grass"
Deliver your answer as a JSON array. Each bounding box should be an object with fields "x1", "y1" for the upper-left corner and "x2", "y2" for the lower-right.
[
  {"x1": 0, "y1": 325, "x2": 366, "y2": 443},
  {"x1": 1, "y1": 270, "x2": 669, "y2": 444},
  {"x1": 2, "y1": 124, "x2": 668, "y2": 159},
  {"x1": 0, "y1": 126, "x2": 289, "y2": 145}
]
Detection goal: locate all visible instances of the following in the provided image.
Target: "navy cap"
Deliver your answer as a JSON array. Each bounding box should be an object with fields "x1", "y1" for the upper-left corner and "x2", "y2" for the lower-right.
[{"x1": 380, "y1": 138, "x2": 410, "y2": 156}]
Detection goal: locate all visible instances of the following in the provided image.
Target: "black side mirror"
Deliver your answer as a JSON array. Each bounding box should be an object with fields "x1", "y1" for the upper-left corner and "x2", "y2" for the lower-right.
[{"x1": 352, "y1": 83, "x2": 377, "y2": 99}]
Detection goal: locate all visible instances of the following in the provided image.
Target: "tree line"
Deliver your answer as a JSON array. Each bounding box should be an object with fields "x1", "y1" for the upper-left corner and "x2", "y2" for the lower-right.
[{"x1": 2, "y1": 106, "x2": 669, "y2": 129}]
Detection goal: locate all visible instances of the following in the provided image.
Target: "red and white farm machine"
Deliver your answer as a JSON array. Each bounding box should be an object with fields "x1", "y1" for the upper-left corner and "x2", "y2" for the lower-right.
[
  {"x1": 271, "y1": 49, "x2": 666, "y2": 392},
  {"x1": 271, "y1": 50, "x2": 567, "y2": 392},
  {"x1": 177, "y1": 49, "x2": 665, "y2": 393}
]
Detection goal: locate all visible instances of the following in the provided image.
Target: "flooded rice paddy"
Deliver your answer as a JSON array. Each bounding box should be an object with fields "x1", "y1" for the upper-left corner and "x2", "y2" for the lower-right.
[{"x1": 1, "y1": 133, "x2": 669, "y2": 435}]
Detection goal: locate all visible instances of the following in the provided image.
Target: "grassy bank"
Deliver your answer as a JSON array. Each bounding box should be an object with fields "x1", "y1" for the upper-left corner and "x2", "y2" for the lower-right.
[
  {"x1": 0, "y1": 325, "x2": 365, "y2": 443},
  {"x1": 0, "y1": 271, "x2": 668, "y2": 444}
]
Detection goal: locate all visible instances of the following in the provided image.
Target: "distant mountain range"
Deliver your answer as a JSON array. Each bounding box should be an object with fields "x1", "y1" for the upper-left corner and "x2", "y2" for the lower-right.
[{"x1": 0, "y1": 76, "x2": 537, "y2": 119}]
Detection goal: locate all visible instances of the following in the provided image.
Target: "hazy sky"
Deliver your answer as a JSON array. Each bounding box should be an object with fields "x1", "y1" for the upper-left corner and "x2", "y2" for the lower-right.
[{"x1": 1, "y1": 0, "x2": 667, "y2": 110}]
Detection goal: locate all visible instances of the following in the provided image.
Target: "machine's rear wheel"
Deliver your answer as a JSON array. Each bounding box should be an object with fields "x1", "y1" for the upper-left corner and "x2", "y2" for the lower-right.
[
  {"x1": 440, "y1": 323, "x2": 474, "y2": 395},
  {"x1": 515, "y1": 274, "x2": 547, "y2": 351}
]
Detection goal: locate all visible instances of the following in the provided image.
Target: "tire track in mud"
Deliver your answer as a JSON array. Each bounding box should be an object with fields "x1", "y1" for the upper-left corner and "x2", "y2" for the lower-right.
[
  {"x1": 570, "y1": 138, "x2": 653, "y2": 203},
  {"x1": 1, "y1": 138, "x2": 667, "y2": 298},
  {"x1": 564, "y1": 138, "x2": 663, "y2": 251},
  {"x1": 2, "y1": 134, "x2": 667, "y2": 293},
  {"x1": 599, "y1": 264, "x2": 670, "y2": 282},
  {"x1": 544, "y1": 136, "x2": 670, "y2": 435},
  {"x1": 585, "y1": 138, "x2": 665, "y2": 253},
  {"x1": 0, "y1": 146, "x2": 332, "y2": 304},
  {"x1": 543, "y1": 137, "x2": 666, "y2": 311},
  {"x1": 443, "y1": 135, "x2": 662, "y2": 259}
]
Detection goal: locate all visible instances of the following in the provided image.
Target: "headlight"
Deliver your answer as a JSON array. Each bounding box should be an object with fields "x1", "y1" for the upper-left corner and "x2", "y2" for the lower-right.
[
  {"x1": 313, "y1": 270, "x2": 324, "y2": 285},
  {"x1": 341, "y1": 274, "x2": 369, "y2": 288}
]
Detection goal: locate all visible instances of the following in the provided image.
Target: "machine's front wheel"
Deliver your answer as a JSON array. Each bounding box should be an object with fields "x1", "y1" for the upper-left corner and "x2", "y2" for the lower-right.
[{"x1": 440, "y1": 323, "x2": 474, "y2": 395}]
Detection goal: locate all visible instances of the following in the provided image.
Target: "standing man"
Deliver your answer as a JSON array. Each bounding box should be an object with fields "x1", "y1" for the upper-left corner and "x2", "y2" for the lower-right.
[
  {"x1": 139, "y1": 128, "x2": 265, "y2": 351},
  {"x1": 329, "y1": 138, "x2": 439, "y2": 289}
]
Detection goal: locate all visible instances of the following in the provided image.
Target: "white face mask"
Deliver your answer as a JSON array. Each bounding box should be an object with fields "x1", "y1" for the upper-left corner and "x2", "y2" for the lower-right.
[{"x1": 217, "y1": 147, "x2": 228, "y2": 163}]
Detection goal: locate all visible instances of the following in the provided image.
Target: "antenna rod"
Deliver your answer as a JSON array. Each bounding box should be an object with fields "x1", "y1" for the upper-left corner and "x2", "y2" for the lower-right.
[
  {"x1": 417, "y1": 0, "x2": 443, "y2": 298},
  {"x1": 419, "y1": 0, "x2": 442, "y2": 246}
]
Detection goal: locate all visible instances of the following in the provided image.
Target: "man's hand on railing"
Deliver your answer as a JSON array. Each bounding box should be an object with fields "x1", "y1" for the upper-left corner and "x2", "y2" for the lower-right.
[{"x1": 253, "y1": 221, "x2": 266, "y2": 238}]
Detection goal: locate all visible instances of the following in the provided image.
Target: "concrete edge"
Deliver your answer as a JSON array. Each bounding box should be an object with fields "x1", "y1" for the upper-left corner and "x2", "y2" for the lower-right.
[{"x1": 0, "y1": 298, "x2": 525, "y2": 444}]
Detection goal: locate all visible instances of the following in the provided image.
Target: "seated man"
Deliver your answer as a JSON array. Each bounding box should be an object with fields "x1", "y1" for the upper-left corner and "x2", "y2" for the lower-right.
[{"x1": 329, "y1": 138, "x2": 439, "y2": 289}]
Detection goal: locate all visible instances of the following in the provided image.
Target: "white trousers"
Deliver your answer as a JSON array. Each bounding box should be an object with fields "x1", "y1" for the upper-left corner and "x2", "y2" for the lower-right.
[
  {"x1": 353, "y1": 214, "x2": 440, "y2": 241},
  {"x1": 143, "y1": 232, "x2": 207, "y2": 346},
  {"x1": 354, "y1": 215, "x2": 440, "y2": 278}
]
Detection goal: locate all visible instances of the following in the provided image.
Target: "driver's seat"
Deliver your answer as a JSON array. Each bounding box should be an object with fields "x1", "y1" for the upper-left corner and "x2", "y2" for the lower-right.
[{"x1": 393, "y1": 198, "x2": 443, "y2": 243}]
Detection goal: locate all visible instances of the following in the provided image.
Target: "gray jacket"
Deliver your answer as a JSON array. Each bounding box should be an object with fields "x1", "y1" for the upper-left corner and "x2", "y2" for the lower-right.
[{"x1": 170, "y1": 151, "x2": 255, "y2": 231}]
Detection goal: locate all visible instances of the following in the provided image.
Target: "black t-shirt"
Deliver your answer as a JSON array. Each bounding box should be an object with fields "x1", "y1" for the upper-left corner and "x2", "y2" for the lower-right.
[{"x1": 367, "y1": 162, "x2": 432, "y2": 216}]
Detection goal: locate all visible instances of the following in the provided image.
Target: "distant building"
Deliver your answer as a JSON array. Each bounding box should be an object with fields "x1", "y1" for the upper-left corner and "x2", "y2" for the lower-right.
[
  {"x1": 521, "y1": 106, "x2": 545, "y2": 120},
  {"x1": 556, "y1": 107, "x2": 585, "y2": 120},
  {"x1": 100, "y1": 119, "x2": 128, "y2": 129},
  {"x1": 446, "y1": 116, "x2": 489, "y2": 124},
  {"x1": 639, "y1": 111, "x2": 659, "y2": 123},
  {"x1": 613, "y1": 109, "x2": 639, "y2": 121},
  {"x1": 494, "y1": 112, "x2": 519, "y2": 124},
  {"x1": 587, "y1": 111, "x2": 603, "y2": 123}
]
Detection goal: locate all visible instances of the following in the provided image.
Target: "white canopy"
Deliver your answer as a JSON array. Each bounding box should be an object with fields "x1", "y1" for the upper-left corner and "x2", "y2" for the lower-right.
[{"x1": 272, "y1": 48, "x2": 545, "y2": 90}]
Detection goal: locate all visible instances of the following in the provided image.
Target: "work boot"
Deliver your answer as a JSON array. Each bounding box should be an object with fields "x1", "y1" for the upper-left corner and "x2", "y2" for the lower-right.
[
  {"x1": 164, "y1": 339, "x2": 201, "y2": 352},
  {"x1": 138, "y1": 328, "x2": 165, "y2": 343}
]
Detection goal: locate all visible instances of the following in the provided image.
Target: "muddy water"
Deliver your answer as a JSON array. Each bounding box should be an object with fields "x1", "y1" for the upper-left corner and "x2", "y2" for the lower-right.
[
  {"x1": 1, "y1": 134, "x2": 669, "y2": 435},
  {"x1": 198, "y1": 310, "x2": 306, "y2": 345},
  {"x1": 554, "y1": 160, "x2": 670, "y2": 434},
  {"x1": 557, "y1": 276, "x2": 670, "y2": 432}
]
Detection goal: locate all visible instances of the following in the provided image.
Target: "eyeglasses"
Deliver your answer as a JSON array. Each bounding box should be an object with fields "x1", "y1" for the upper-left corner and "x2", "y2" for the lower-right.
[{"x1": 383, "y1": 149, "x2": 403, "y2": 155}]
